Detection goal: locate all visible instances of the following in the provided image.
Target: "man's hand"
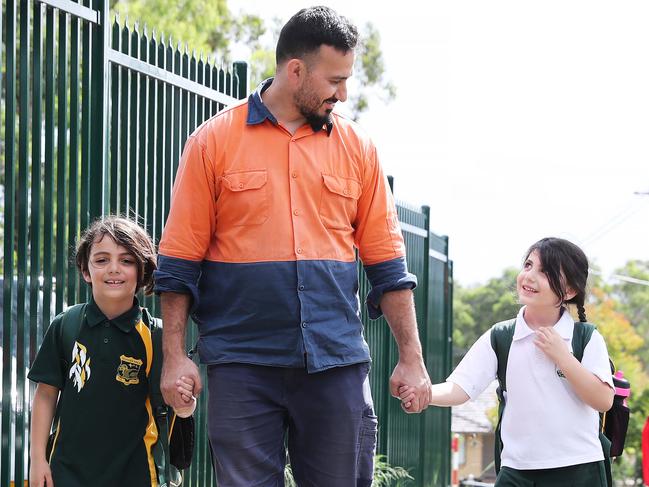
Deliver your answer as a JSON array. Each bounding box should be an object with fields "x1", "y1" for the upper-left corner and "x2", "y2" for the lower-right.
[
  {"x1": 390, "y1": 358, "x2": 432, "y2": 413},
  {"x1": 161, "y1": 353, "x2": 202, "y2": 410},
  {"x1": 29, "y1": 457, "x2": 54, "y2": 487}
]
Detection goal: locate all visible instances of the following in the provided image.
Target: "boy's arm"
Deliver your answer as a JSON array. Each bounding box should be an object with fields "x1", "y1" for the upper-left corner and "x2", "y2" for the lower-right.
[{"x1": 30, "y1": 383, "x2": 59, "y2": 486}]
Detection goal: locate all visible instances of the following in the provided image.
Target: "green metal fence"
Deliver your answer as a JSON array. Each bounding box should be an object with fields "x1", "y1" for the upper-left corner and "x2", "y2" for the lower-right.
[{"x1": 1, "y1": 0, "x2": 453, "y2": 485}]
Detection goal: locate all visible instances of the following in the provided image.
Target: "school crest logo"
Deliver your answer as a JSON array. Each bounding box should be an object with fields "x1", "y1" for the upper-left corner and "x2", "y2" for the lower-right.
[
  {"x1": 69, "y1": 341, "x2": 92, "y2": 392},
  {"x1": 116, "y1": 355, "x2": 143, "y2": 385}
]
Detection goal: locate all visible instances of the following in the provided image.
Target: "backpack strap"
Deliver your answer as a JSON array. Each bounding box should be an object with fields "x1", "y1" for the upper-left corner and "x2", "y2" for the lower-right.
[
  {"x1": 489, "y1": 318, "x2": 516, "y2": 474},
  {"x1": 141, "y1": 308, "x2": 173, "y2": 486},
  {"x1": 572, "y1": 321, "x2": 595, "y2": 362},
  {"x1": 59, "y1": 304, "x2": 88, "y2": 367}
]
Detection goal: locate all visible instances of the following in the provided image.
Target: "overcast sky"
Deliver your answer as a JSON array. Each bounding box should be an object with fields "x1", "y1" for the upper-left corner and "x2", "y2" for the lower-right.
[{"x1": 230, "y1": 1, "x2": 649, "y2": 286}]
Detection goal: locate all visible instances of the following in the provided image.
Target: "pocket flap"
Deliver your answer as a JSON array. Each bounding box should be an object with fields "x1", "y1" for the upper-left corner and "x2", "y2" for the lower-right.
[
  {"x1": 222, "y1": 170, "x2": 267, "y2": 192},
  {"x1": 322, "y1": 174, "x2": 361, "y2": 199}
]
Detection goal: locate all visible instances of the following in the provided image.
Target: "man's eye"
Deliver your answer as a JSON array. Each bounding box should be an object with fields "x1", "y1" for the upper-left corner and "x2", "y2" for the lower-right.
[{"x1": 122, "y1": 259, "x2": 135, "y2": 265}]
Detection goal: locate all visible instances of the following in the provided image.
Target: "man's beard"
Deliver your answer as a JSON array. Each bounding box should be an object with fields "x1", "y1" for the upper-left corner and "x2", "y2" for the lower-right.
[{"x1": 294, "y1": 87, "x2": 335, "y2": 131}]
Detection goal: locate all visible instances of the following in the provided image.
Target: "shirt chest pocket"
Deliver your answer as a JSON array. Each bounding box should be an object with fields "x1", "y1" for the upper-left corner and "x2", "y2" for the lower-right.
[
  {"x1": 319, "y1": 174, "x2": 362, "y2": 230},
  {"x1": 218, "y1": 169, "x2": 269, "y2": 227}
]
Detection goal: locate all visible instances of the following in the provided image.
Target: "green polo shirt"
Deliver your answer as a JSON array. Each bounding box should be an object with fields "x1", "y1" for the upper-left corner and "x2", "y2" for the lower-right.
[{"x1": 29, "y1": 296, "x2": 158, "y2": 487}]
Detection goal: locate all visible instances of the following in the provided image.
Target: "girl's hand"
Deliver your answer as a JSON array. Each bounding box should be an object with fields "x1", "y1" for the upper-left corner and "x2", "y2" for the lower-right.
[
  {"x1": 534, "y1": 327, "x2": 571, "y2": 365},
  {"x1": 176, "y1": 376, "x2": 195, "y2": 404},
  {"x1": 29, "y1": 457, "x2": 54, "y2": 487}
]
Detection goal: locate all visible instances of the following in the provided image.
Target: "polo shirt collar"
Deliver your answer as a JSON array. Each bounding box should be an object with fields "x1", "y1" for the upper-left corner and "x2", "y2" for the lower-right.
[
  {"x1": 246, "y1": 78, "x2": 334, "y2": 136},
  {"x1": 513, "y1": 306, "x2": 573, "y2": 341},
  {"x1": 86, "y1": 295, "x2": 142, "y2": 333}
]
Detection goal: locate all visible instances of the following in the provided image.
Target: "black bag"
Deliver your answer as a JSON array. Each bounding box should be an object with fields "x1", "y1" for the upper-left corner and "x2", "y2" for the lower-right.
[
  {"x1": 604, "y1": 369, "x2": 631, "y2": 457},
  {"x1": 147, "y1": 309, "x2": 196, "y2": 482}
]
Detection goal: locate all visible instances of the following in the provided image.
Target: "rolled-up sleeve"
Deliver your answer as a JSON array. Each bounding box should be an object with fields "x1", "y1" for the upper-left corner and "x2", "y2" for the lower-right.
[
  {"x1": 153, "y1": 255, "x2": 202, "y2": 307},
  {"x1": 363, "y1": 257, "x2": 417, "y2": 319}
]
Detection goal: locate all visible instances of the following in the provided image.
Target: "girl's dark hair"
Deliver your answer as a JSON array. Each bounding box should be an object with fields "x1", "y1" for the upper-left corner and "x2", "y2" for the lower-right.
[
  {"x1": 524, "y1": 237, "x2": 589, "y2": 322},
  {"x1": 276, "y1": 6, "x2": 358, "y2": 65},
  {"x1": 76, "y1": 216, "x2": 157, "y2": 295}
]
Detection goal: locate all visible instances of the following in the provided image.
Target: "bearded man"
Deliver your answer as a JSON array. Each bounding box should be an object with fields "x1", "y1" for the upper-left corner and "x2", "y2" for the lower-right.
[{"x1": 154, "y1": 6, "x2": 431, "y2": 486}]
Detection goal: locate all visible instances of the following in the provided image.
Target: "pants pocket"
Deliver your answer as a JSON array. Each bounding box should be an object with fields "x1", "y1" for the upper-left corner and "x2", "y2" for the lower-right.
[{"x1": 356, "y1": 406, "x2": 377, "y2": 487}]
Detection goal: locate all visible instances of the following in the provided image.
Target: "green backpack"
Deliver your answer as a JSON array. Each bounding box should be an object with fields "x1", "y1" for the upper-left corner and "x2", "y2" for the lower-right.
[
  {"x1": 52, "y1": 304, "x2": 189, "y2": 487},
  {"x1": 490, "y1": 319, "x2": 612, "y2": 486}
]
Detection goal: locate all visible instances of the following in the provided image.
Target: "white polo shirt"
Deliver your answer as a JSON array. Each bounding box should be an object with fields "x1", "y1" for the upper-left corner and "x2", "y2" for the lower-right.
[{"x1": 448, "y1": 307, "x2": 613, "y2": 470}]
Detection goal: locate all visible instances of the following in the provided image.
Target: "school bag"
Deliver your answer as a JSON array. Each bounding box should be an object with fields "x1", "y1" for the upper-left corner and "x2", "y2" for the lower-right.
[
  {"x1": 47, "y1": 303, "x2": 195, "y2": 487},
  {"x1": 490, "y1": 318, "x2": 628, "y2": 487}
]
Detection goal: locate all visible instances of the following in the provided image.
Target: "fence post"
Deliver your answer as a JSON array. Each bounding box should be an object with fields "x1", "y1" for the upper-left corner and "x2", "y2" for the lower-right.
[
  {"x1": 419, "y1": 205, "x2": 431, "y2": 485},
  {"x1": 233, "y1": 60, "x2": 248, "y2": 100},
  {"x1": 89, "y1": 0, "x2": 110, "y2": 220}
]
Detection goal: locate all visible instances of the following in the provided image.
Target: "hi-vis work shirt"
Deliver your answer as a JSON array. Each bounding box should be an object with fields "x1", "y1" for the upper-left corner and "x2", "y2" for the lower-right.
[
  {"x1": 28, "y1": 297, "x2": 158, "y2": 487},
  {"x1": 448, "y1": 307, "x2": 614, "y2": 470},
  {"x1": 155, "y1": 78, "x2": 416, "y2": 372}
]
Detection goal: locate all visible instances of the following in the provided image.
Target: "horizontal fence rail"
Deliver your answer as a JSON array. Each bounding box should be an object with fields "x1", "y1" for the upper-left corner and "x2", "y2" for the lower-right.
[{"x1": 1, "y1": 1, "x2": 453, "y2": 485}]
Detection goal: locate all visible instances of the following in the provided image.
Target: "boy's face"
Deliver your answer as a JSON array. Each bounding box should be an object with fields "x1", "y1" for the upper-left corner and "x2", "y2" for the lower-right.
[{"x1": 82, "y1": 235, "x2": 139, "y2": 307}]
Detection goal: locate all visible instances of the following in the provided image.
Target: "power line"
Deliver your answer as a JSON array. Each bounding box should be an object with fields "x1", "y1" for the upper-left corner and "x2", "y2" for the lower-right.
[{"x1": 589, "y1": 268, "x2": 649, "y2": 287}]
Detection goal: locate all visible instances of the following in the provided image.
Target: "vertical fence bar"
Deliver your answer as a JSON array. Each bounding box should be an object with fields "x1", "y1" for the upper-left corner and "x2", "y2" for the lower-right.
[
  {"x1": 43, "y1": 3, "x2": 55, "y2": 349},
  {"x1": 109, "y1": 17, "x2": 119, "y2": 213},
  {"x1": 89, "y1": 0, "x2": 109, "y2": 221},
  {"x1": 154, "y1": 36, "x2": 166, "y2": 296},
  {"x1": 79, "y1": 0, "x2": 92, "y2": 304},
  {"x1": 128, "y1": 25, "x2": 140, "y2": 217},
  {"x1": 171, "y1": 43, "x2": 181, "y2": 180},
  {"x1": 55, "y1": 8, "x2": 68, "y2": 315},
  {"x1": 146, "y1": 30, "x2": 157, "y2": 263},
  {"x1": 14, "y1": 0, "x2": 31, "y2": 481},
  {"x1": 68, "y1": 10, "x2": 81, "y2": 303},
  {"x1": 30, "y1": 0, "x2": 44, "y2": 360},
  {"x1": 119, "y1": 21, "x2": 130, "y2": 213},
  {"x1": 163, "y1": 38, "x2": 173, "y2": 222},
  {"x1": 1, "y1": 0, "x2": 17, "y2": 483}
]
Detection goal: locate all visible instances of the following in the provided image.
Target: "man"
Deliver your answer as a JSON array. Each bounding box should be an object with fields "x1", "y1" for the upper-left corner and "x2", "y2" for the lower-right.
[{"x1": 154, "y1": 6, "x2": 431, "y2": 486}]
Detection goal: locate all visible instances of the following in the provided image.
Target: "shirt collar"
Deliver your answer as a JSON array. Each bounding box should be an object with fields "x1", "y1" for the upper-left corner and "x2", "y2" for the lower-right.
[
  {"x1": 86, "y1": 294, "x2": 142, "y2": 333},
  {"x1": 246, "y1": 78, "x2": 334, "y2": 136},
  {"x1": 513, "y1": 306, "x2": 573, "y2": 341}
]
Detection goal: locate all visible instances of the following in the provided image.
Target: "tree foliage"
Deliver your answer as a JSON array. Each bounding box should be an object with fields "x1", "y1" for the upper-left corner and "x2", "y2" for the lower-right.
[{"x1": 110, "y1": 0, "x2": 394, "y2": 119}]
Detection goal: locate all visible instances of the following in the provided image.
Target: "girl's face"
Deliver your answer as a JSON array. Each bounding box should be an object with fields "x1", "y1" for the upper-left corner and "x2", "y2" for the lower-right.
[
  {"x1": 82, "y1": 235, "x2": 139, "y2": 306},
  {"x1": 516, "y1": 250, "x2": 563, "y2": 309}
]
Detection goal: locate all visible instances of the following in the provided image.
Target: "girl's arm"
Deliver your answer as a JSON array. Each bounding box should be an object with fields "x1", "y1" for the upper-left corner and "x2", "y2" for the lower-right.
[
  {"x1": 400, "y1": 381, "x2": 469, "y2": 408},
  {"x1": 535, "y1": 327, "x2": 613, "y2": 412},
  {"x1": 30, "y1": 383, "x2": 59, "y2": 487}
]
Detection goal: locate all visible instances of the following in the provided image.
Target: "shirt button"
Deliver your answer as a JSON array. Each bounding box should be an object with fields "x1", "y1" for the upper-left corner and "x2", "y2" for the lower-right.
[
  {"x1": 103, "y1": 338, "x2": 109, "y2": 344},
  {"x1": 301, "y1": 321, "x2": 308, "y2": 328},
  {"x1": 296, "y1": 248, "x2": 303, "y2": 254},
  {"x1": 104, "y1": 322, "x2": 109, "y2": 328},
  {"x1": 343, "y1": 189, "x2": 350, "y2": 195},
  {"x1": 238, "y1": 183, "x2": 244, "y2": 189},
  {"x1": 299, "y1": 285, "x2": 305, "y2": 291},
  {"x1": 292, "y1": 172, "x2": 297, "y2": 178},
  {"x1": 293, "y1": 209, "x2": 299, "y2": 216}
]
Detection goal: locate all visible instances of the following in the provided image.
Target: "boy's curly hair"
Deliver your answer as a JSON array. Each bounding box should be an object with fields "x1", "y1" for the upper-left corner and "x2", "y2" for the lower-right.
[{"x1": 75, "y1": 216, "x2": 157, "y2": 295}]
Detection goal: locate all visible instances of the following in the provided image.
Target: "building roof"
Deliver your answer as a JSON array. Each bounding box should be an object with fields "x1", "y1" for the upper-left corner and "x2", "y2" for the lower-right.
[{"x1": 451, "y1": 380, "x2": 498, "y2": 434}]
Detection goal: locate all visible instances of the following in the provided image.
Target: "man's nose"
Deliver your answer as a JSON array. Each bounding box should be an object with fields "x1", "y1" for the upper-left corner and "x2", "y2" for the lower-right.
[{"x1": 336, "y1": 81, "x2": 347, "y2": 103}]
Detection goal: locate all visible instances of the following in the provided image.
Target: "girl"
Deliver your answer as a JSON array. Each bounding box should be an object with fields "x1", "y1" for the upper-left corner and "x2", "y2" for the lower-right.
[{"x1": 400, "y1": 237, "x2": 614, "y2": 486}]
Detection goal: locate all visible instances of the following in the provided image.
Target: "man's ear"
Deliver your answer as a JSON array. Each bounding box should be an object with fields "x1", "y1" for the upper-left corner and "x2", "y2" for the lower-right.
[{"x1": 285, "y1": 58, "x2": 306, "y2": 85}]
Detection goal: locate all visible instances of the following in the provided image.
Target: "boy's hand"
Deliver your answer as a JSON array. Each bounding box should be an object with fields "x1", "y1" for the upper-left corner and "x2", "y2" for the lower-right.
[
  {"x1": 398, "y1": 385, "x2": 416, "y2": 411},
  {"x1": 30, "y1": 458, "x2": 54, "y2": 487},
  {"x1": 176, "y1": 375, "x2": 195, "y2": 403},
  {"x1": 161, "y1": 354, "x2": 202, "y2": 410}
]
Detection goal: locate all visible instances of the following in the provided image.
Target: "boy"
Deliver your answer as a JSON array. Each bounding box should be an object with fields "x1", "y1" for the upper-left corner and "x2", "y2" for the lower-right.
[{"x1": 29, "y1": 216, "x2": 193, "y2": 487}]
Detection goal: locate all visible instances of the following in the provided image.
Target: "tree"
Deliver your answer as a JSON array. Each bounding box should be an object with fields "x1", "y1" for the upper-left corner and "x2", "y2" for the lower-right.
[
  {"x1": 110, "y1": 0, "x2": 395, "y2": 119},
  {"x1": 452, "y1": 268, "x2": 519, "y2": 364}
]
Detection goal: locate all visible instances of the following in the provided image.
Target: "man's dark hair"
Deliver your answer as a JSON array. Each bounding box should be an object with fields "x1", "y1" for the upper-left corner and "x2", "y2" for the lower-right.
[{"x1": 276, "y1": 6, "x2": 358, "y2": 65}]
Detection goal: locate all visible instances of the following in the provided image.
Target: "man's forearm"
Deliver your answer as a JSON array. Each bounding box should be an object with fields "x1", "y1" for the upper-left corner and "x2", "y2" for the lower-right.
[
  {"x1": 160, "y1": 292, "x2": 192, "y2": 358},
  {"x1": 380, "y1": 289, "x2": 423, "y2": 361}
]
